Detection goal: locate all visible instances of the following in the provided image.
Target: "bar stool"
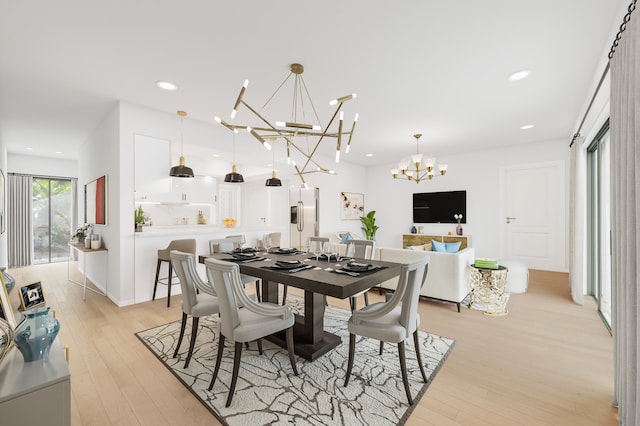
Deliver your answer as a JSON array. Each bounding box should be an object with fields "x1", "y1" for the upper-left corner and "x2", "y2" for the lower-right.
[{"x1": 153, "y1": 239, "x2": 196, "y2": 307}]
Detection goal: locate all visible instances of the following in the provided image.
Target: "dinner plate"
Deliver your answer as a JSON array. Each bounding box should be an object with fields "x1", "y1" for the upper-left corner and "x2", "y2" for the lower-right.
[
  {"x1": 272, "y1": 260, "x2": 304, "y2": 270},
  {"x1": 274, "y1": 248, "x2": 298, "y2": 254},
  {"x1": 343, "y1": 262, "x2": 375, "y2": 272},
  {"x1": 232, "y1": 253, "x2": 257, "y2": 260}
]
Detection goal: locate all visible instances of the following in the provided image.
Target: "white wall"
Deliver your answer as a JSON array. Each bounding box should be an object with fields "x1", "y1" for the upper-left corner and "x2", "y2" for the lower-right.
[
  {"x1": 7, "y1": 154, "x2": 78, "y2": 178},
  {"x1": 366, "y1": 139, "x2": 570, "y2": 271}
]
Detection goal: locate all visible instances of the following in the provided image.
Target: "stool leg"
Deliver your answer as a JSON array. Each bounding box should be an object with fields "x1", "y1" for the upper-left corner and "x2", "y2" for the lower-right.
[
  {"x1": 153, "y1": 259, "x2": 162, "y2": 300},
  {"x1": 167, "y1": 262, "x2": 173, "y2": 308}
]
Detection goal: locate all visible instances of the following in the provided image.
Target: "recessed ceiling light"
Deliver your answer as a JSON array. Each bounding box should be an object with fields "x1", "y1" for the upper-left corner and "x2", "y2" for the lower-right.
[
  {"x1": 507, "y1": 70, "x2": 530, "y2": 81},
  {"x1": 156, "y1": 80, "x2": 177, "y2": 91},
  {"x1": 55, "y1": 151, "x2": 63, "y2": 154},
  {"x1": 365, "y1": 153, "x2": 373, "y2": 157},
  {"x1": 26, "y1": 147, "x2": 33, "y2": 151},
  {"x1": 520, "y1": 124, "x2": 534, "y2": 130},
  {"x1": 212, "y1": 154, "x2": 220, "y2": 158}
]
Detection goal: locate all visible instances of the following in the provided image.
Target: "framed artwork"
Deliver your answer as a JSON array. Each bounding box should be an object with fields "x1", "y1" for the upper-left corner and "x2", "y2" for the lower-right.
[
  {"x1": 340, "y1": 192, "x2": 364, "y2": 220},
  {"x1": 19, "y1": 281, "x2": 46, "y2": 311},
  {"x1": 0, "y1": 274, "x2": 17, "y2": 329},
  {"x1": 85, "y1": 175, "x2": 108, "y2": 225}
]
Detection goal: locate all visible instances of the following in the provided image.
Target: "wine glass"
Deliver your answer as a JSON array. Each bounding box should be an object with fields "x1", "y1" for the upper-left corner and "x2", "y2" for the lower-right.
[
  {"x1": 311, "y1": 240, "x2": 323, "y2": 261},
  {"x1": 263, "y1": 235, "x2": 272, "y2": 254}
]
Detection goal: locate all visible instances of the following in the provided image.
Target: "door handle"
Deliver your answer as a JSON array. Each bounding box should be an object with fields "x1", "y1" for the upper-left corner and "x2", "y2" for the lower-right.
[
  {"x1": 298, "y1": 201, "x2": 304, "y2": 232},
  {"x1": 506, "y1": 217, "x2": 516, "y2": 224}
]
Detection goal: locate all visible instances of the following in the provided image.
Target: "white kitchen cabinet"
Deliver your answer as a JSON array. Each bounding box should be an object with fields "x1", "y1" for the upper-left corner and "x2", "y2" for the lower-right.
[
  {"x1": 134, "y1": 134, "x2": 172, "y2": 200},
  {"x1": 171, "y1": 175, "x2": 217, "y2": 204}
]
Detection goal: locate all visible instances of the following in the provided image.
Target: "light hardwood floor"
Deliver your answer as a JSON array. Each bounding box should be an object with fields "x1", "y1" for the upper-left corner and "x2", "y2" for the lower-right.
[{"x1": 7, "y1": 263, "x2": 617, "y2": 425}]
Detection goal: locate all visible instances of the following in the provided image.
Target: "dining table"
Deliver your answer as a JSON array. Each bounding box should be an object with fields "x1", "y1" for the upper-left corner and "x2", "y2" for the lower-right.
[{"x1": 199, "y1": 250, "x2": 402, "y2": 361}]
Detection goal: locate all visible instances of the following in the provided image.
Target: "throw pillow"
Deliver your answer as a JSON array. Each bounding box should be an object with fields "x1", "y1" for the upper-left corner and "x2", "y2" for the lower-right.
[
  {"x1": 424, "y1": 242, "x2": 433, "y2": 251},
  {"x1": 445, "y1": 241, "x2": 462, "y2": 253},
  {"x1": 408, "y1": 245, "x2": 425, "y2": 251},
  {"x1": 431, "y1": 240, "x2": 446, "y2": 252},
  {"x1": 340, "y1": 234, "x2": 353, "y2": 244},
  {"x1": 210, "y1": 243, "x2": 220, "y2": 254}
]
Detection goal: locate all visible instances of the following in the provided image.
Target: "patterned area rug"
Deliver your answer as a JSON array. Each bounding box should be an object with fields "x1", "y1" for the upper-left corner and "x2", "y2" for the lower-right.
[{"x1": 136, "y1": 297, "x2": 455, "y2": 425}]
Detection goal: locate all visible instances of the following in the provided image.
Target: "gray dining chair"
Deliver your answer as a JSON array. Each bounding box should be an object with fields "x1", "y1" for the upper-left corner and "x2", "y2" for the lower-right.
[
  {"x1": 170, "y1": 250, "x2": 220, "y2": 368},
  {"x1": 209, "y1": 236, "x2": 262, "y2": 301},
  {"x1": 153, "y1": 239, "x2": 196, "y2": 307},
  {"x1": 345, "y1": 239, "x2": 375, "y2": 311},
  {"x1": 204, "y1": 258, "x2": 298, "y2": 407},
  {"x1": 343, "y1": 258, "x2": 429, "y2": 405}
]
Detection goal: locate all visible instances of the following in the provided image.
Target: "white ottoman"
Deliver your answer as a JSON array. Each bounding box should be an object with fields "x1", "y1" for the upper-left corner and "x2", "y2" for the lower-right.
[{"x1": 501, "y1": 260, "x2": 529, "y2": 293}]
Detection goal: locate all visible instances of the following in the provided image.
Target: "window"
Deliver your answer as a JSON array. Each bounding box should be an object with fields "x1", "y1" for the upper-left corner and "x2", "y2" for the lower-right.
[
  {"x1": 587, "y1": 121, "x2": 611, "y2": 330},
  {"x1": 32, "y1": 178, "x2": 73, "y2": 264}
]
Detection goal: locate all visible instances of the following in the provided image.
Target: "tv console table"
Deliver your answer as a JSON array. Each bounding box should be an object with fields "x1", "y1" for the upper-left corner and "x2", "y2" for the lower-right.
[{"x1": 402, "y1": 233, "x2": 470, "y2": 250}]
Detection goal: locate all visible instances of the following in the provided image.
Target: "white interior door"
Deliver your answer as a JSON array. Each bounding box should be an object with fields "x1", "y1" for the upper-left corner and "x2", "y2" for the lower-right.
[{"x1": 499, "y1": 161, "x2": 566, "y2": 271}]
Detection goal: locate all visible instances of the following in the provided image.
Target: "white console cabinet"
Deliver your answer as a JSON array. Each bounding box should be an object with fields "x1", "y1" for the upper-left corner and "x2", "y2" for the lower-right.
[{"x1": 0, "y1": 339, "x2": 70, "y2": 426}]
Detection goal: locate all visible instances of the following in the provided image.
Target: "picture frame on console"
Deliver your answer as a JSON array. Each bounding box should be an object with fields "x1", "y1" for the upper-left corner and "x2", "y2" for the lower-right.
[
  {"x1": 340, "y1": 192, "x2": 364, "y2": 220},
  {"x1": 18, "y1": 281, "x2": 46, "y2": 311},
  {"x1": 0, "y1": 274, "x2": 17, "y2": 329}
]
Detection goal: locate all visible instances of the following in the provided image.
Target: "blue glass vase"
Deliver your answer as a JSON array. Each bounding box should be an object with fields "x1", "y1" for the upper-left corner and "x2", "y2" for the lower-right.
[{"x1": 14, "y1": 307, "x2": 60, "y2": 362}]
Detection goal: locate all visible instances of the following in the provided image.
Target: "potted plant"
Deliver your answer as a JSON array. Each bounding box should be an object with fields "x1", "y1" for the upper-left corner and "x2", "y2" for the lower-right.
[
  {"x1": 360, "y1": 210, "x2": 379, "y2": 241},
  {"x1": 72, "y1": 223, "x2": 92, "y2": 244},
  {"x1": 134, "y1": 206, "x2": 145, "y2": 232}
]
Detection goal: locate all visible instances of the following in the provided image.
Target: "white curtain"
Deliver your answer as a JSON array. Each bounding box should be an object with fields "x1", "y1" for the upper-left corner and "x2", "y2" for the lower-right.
[
  {"x1": 610, "y1": 7, "x2": 639, "y2": 424},
  {"x1": 7, "y1": 174, "x2": 32, "y2": 267},
  {"x1": 569, "y1": 137, "x2": 586, "y2": 305}
]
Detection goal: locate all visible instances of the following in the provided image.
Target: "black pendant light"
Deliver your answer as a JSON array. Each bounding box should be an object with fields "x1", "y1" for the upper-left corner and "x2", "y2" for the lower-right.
[
  {"x1": 169, "y1": 111, "x2": 194, "y2": 178},
  {"x1": 265, "y1": 143, "x2": 282, "y2": 186},
  {"x1": 224, "y1": 131, "x2": 244, "y2": 183}
]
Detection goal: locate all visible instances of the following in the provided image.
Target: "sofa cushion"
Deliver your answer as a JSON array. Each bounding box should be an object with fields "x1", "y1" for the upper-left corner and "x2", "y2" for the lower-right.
[
  {"x1": 340, "y1": 234, "x2": 353, "y2": 244},
  {"x1": 432, "y1": 240, "x2": 461, "y2": 253}
]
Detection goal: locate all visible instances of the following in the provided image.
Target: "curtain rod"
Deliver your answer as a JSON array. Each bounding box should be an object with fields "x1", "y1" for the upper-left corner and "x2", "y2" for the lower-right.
[{"x1": 570, "y1": 0, "x2": 636, "y2": 148}]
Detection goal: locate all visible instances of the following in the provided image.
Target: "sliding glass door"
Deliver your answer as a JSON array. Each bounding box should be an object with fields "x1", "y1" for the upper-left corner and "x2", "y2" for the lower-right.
[
  {"x1": 32, "y1": 178, "x2": 73, "y2": 264},
  {"x1": 587, "y1": 122, "x2": 611, "y2": 329}
]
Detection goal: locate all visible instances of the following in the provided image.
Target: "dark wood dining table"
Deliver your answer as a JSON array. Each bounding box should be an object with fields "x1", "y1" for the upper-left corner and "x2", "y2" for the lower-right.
[{"x1": 199, "y1": 251, "x2": 401, "y2": 361}]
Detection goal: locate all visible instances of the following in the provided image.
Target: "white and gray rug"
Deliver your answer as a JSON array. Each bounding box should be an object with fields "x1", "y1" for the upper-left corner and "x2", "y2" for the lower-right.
[{"x1": 136, "y1": 296, "x2": 455, "y2": 425}]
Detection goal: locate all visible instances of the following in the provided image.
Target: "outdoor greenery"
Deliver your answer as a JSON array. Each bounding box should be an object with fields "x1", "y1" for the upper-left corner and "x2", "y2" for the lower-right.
[{"x1": 32, "y1": 178, "x2": 73, "y2": 263}]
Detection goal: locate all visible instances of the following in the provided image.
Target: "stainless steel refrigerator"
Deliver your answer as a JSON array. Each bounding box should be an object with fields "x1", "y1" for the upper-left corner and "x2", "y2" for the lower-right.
[{"x1": 289, "y1": 187, "x2": 319, "y2": 249}]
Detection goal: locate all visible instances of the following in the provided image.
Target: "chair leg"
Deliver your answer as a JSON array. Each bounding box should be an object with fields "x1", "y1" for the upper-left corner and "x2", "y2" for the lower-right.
[
  {"x1": 255, "y1": 280, "x2": 261, "y2": 302},
  {"x1": 379, "y1": 341, "x2": 384, "y2": 356},
  {"x1": 152, "y1": 259, "x2": 162, "y2": 300},
  {"x1": 349, "y1": 297, "x2": 356, "y2": 312},
  {"x1": 282, "y1": 284, "x2": 288, "y2": 305},
  {"x1": 285, "y1": 326, "x2": 298, "y2": 375},
  {"x1": 226, "y1": 341, "x2": 243, "y2": 407},
  {"x1": 184, "y1": 316, "x2": 199, "y2": 368},
  {"x1": 364, "y1": 291, "x2": 369, "y2": 306},
  {"x1": 166, "y1": 262, "x2": 173, "y2": 308},
  {"x1": 456, "y1": 302, "x2": 461, "y2": 313},
  {"x1": 257, "y1": 338, "x2": 263, "y2": 355},
  {"x1": 344, "y1": 333, "x2": 356, "y2": 387},
  {"x1": 173, "y1": 312, "x2": 188, "y2": 358},
  {"x1": 413, "y1": 330, "x2": 428, "y2": 383},
  {"x1": 398, "y1": 340, "x2": 413, "y2": 405},
  {"x1": 208, "y1": 334, "x2": 226, "y2": 391}
]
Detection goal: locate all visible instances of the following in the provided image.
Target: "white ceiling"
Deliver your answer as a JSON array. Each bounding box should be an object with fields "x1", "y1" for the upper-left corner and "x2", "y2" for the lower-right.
[{"x1": 0, "y1": 1, "x2": 628, "y2": 169}]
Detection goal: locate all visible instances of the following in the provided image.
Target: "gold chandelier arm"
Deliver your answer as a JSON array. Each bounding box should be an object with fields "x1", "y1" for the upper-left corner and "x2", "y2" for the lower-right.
[{"x1": 299, "y1": 102, "x2": 343, "y2": 172}]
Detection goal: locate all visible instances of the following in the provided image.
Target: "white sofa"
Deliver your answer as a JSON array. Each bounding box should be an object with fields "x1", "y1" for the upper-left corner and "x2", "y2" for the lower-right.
[{"x1": 374, "y1": 246, "x2": 475, "y2": 312}]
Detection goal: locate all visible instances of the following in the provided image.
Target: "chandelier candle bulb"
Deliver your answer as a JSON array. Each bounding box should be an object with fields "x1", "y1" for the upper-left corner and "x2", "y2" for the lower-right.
[
  {"x1": 329, "y1": 93, "x2": 357, "y2": 105},
  {"x1": 231, "y1": 79, "x2": 249, "y2": 119}
]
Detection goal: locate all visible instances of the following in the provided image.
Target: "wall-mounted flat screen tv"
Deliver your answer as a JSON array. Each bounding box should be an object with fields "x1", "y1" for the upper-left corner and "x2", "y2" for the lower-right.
[{"x1": 413, "y1": 190, "x2": 466, "y2": 224}]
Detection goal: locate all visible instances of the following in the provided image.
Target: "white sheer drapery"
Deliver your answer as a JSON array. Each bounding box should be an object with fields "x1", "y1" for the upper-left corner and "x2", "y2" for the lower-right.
[
  {"x1": 610, "y1": 5, "x2": 639, "y2": 424},
  {"x1": 569, "y1": 137, "x2": 586, "y2": 305},
  {"x1": 8, "y1": 174, "x2": 32, "y2": 267}
]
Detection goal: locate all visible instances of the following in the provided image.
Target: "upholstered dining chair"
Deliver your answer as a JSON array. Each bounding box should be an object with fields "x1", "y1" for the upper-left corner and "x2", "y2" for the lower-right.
[
  {"x1": 345, "y1": 239, "x2": 375, "y2": 311},
  {"x1": 343, "y1": 258, "x2": 429, "y2": 405},
  {"x1": 213, "y1": 235, "x2": 262, "y2": 302},
  {"x1": 279, "y1": 236, "x2": 330, "y2": 306},
  {"x1": 153, "y1": 239, "x2": 196, "y2": 307},
  {"x1": 204, "y1": 258, "x2": 298, "y2": 407},
  {"x1": 170, "y1": 250, "x2": 220, "y2": 368}
]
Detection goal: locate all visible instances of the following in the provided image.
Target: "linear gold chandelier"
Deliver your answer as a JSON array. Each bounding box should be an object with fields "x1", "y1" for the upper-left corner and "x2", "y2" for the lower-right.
[
  {"x1": 390, "y1": 134, "x2": 448, "y2": 183},
  {"x1": 215, "y1": 63, "x2": 358, "y2": 186}
]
